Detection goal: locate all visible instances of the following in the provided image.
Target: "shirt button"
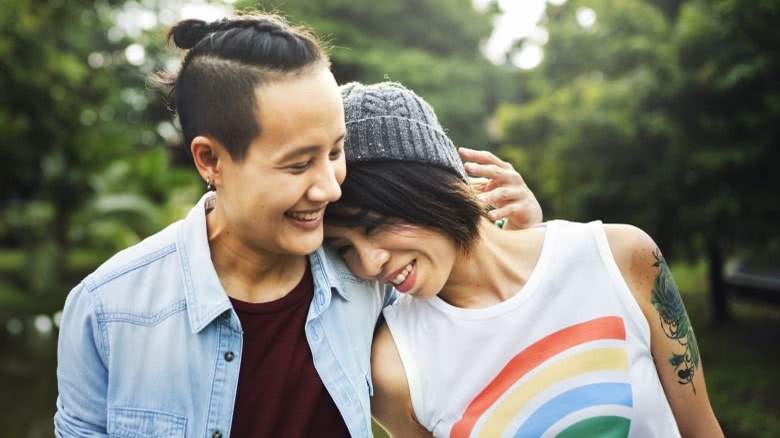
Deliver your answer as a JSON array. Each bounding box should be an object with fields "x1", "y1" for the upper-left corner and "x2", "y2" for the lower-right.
[
  {"x1": 224, "y1": 351, "x2": 235, "y2": 362},
  {"x1": 212, "y1": 431, "x2": 222, "y2": 438},
  {"x1": 221, "y1": 310, "x2": 230, "y2": 320}
]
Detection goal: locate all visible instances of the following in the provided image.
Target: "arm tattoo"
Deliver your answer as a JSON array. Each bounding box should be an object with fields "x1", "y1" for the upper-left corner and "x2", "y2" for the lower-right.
[{"x1": 650, "y1": 248, "x2": 700, "y2": 394}]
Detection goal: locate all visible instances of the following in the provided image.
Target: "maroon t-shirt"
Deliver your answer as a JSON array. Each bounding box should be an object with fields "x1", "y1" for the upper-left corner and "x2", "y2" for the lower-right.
[{"x1": 229, "y1": 265, "x2": 349, "y2": 437}]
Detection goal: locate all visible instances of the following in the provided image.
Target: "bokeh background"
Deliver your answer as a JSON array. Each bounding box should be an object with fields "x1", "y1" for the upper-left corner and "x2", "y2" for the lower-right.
[{"x1": 1, "y1": 0, "x2": 778, "y2": 435}]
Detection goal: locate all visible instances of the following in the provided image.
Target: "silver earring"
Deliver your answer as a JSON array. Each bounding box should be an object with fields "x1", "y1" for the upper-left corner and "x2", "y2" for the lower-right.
[{"x1": 206, "y1": 179, "x2": 216, "y2": 192}]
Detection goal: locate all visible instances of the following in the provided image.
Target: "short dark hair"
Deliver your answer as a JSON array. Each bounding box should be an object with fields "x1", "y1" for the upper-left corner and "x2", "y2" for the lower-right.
[
  {"x1": 153, "y1": 14, "x2": 329, "y2": 161},
  {"x1": 325, "y1": 162, "x2": 486, "y2": 252}
]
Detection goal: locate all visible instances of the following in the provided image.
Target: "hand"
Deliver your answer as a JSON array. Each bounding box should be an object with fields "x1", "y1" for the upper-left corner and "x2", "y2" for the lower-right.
[{"x1": 459, "y1": 147, "x2": 542, "y2": 230}]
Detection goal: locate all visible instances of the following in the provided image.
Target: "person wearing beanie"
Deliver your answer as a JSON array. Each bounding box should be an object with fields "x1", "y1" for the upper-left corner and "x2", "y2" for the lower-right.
[{"x1": 323, "y1": 82, "x2": 723, "y2": 437}]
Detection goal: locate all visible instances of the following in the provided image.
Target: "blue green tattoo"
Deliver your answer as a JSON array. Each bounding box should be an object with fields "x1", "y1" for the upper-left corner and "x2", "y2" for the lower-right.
[{"x1": 650, "y1": 249, "x2": 700, "y2": 394}]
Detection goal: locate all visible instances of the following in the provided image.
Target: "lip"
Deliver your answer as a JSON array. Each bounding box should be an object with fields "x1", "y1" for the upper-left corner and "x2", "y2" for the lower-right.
[
  {"x1": 384, "y1": 260, "x2": 413, "y2": 283},
  {"x1": 395, "y1": 262, "x2": 417, "y2": 293},
  {"x1": 385, "y1": 260, "x2": 417, "y2": 293},
  {"x1": 285, "y1": 209, "x2": 325, "y2": 231}
]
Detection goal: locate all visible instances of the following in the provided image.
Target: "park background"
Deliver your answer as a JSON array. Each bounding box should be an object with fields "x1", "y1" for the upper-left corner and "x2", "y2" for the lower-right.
[{"x1": 1, "y1": 0, "x2": 778, "y2": 435}]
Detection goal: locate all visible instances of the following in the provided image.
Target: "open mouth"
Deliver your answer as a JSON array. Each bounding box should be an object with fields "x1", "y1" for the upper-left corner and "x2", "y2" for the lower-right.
[
  {"x1": 285, "y1": 211, "x2": 322, "y2": 221},
  {"x1": 285, "y1": 209, "x2": 324, "y2": 230},
  {"x1": 387, "y1": 260, "x2": 417, "y2": 293},
  {"x1": 390, "y1": 260, "x2": 415, "y2": 286}
]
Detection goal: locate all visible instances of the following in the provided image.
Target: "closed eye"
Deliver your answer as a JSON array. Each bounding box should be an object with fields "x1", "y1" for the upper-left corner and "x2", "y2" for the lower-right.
[{"x1": 287, "y1": 160, "x2": 313, "y2": 172}]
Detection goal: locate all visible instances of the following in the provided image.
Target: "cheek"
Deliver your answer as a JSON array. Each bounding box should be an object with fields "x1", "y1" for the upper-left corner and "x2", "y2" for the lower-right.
[{"x1": 343, "y1": 254, "x2": 371, "y2": 280}]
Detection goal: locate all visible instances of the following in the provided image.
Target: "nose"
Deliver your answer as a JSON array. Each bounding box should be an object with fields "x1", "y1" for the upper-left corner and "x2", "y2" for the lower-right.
[
  {"x1": 308, "y1": 160, "x2": 342, "y2": 203},
  {"x1": 356, "y1": 243, "x2": 390, "y2": 279}
]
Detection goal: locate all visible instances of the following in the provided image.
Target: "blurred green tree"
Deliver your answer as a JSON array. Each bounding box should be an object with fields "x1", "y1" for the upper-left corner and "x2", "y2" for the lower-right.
[
  {"x1": 496, "y1": 0, "x2": 780, "y2": 322},
  {"x1": 0, "y1": 0, "x2": 200, "y2": 321},
  {"x1": 247, "y1": 0, "x2": 515, "y2": 149}
]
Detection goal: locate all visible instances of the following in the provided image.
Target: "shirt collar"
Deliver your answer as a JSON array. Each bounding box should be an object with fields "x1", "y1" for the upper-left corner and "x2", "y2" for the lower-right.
[
  {"x1": 177, "y1": 192, "x2": 232, "y2": 333},
  {"x1": 176, "y1": 193, "x2": 354, "y2": 332},
  {"x1": 309, "y1": 246, "x2": 352, "y2": 302}
]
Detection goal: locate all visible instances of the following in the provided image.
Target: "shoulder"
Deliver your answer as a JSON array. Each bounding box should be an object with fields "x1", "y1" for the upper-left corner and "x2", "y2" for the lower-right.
[
  {"x1": 371, "y1": 322, "x2": 405, "y2": 389},
  {"x1": 371, "y1": 321, "x2": 430, "y2": 436},
  {"x1": 602, "y1": 223, "x2": 660, "y2": 302},
  {"x1": 79, "y1": 221, "x2": 183, "y2": 301},
  {"x1": 314, "y1": 247, "x2": 397, "y2": 304}
]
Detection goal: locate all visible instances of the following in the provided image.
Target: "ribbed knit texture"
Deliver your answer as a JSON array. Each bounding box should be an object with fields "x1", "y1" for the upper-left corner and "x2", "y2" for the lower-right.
[{"x1": 340, "y1": 82, "x2": 467, "y2": 181}]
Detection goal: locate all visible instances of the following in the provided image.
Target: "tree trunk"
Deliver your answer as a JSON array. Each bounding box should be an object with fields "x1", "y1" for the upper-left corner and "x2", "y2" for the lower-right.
[{"x1": 707, "y1": 238, "x2": 730, "y2": 324}]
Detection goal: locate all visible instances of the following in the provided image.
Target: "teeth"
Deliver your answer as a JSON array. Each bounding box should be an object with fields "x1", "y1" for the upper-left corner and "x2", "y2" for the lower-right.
[
  {"x1": 390, "y1": 261, "x2": 414, "y2": 285},
  {"x1": 287, "y1": 211, "x2": 320, "y2": 221}
]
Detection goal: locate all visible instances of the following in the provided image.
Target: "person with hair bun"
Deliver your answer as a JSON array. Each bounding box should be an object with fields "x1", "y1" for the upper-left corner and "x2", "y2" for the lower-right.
[{"x1": 54, "y1": 13, "x2": 542, "y2": 437}]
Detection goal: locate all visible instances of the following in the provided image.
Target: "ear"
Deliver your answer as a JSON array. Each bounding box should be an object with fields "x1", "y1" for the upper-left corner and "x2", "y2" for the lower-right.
[{"x1": 191, "y1": 136, "x2": 224, "y2": 189}]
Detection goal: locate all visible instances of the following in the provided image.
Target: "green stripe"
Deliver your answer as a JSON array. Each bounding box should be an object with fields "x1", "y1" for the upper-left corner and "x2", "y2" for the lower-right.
[{"x1": 556, "y1": 416, "x2": 630, "y2": 438}]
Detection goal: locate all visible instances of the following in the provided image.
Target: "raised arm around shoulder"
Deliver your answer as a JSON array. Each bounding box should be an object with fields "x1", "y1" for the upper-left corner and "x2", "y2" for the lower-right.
[
  {"x1": 604, "y1": 224, "x2": 723, "y2": 438},
  {"x1": 55, "y1": 283, "x2": 110, "y2": 437},
  {"x1": 371, "y1": 321, "x2": 432, "y2": 437}
]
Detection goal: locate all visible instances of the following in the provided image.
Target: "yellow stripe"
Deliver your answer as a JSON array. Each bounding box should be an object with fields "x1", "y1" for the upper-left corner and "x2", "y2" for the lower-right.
[{"x1": 477, "y1": 347, "x2": 629, "y2": 437}]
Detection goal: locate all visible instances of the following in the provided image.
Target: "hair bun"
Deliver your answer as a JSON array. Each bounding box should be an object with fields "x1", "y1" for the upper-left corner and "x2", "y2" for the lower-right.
[{"x1": 170, "y1": 19, "x2": 210, "y2": 49}]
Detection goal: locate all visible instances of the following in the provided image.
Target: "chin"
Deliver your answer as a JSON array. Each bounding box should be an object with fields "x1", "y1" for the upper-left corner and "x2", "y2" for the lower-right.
[{"x1": 282, "y1": 236, "x2": 323, "y2": 256}]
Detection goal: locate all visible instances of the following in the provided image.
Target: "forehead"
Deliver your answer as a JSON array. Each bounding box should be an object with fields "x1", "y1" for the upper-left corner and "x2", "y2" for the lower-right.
[{"x1": 252, "y1": 68, "x2": 345, "y2": 157}]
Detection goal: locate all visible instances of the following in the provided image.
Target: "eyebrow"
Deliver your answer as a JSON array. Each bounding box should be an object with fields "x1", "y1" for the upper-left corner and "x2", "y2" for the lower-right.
[{"x1": 277, "y1": 133, "x2": 346, "y2": 162}]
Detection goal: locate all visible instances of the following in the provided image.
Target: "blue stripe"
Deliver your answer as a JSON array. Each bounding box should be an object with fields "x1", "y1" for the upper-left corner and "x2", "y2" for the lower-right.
[{"x1": 512, "y1": 382, "x2": 633, "y2": 438}]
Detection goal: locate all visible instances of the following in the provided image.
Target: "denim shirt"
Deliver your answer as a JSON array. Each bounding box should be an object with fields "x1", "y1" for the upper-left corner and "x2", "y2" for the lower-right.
[{"x1": 55, "y1": 193, "x2": 396, "y2": 437}]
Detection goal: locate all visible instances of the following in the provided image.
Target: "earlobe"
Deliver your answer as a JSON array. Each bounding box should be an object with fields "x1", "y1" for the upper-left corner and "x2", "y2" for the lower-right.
[{"x1": 191, "y1": 136, "x2": 221, "y2": 189}]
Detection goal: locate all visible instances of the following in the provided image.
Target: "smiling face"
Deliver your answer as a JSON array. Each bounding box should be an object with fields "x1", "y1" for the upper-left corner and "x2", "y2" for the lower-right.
[
  {"x1": 213, "y1": 67, "x2": 346, "y2": 256},
  {"x1": 324, "y1": 222, "x2": 459, "y2": 299}
]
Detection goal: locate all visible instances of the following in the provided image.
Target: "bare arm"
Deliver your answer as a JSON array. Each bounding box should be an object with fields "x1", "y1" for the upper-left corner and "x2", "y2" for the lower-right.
[
  {"x1": 371, "y1": 322, "x2": 432, "y2": 437},
  {"x1": 458, "y1": 147, "x2": 542, "y2": 230},
  {"x1": 605, "y1": 224, "x2": 723, "y2": 437}
]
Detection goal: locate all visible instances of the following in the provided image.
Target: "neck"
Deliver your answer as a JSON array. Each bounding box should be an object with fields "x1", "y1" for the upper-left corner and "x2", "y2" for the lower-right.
[
  {"x1": 206, "y1": 206, "x2": 307, "y2": 304},
  {"x1": 438, "y1": 219, "x2": 543, "y2": 308}
]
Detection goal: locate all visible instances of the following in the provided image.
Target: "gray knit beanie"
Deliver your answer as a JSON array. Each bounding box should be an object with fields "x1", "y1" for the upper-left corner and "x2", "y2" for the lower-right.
[{"x1": 340, "y1": 82, "x2": 467, "y2": 181}]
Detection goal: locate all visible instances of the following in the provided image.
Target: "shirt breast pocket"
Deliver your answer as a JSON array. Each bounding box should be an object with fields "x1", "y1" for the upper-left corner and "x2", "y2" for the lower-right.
[{"x1": 108, "y1": 406, "x2": 186, "y2": 438}]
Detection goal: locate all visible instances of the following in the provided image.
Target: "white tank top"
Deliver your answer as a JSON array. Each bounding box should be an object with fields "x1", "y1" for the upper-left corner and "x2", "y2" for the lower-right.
[{"x1": 382, "y1": 220, "x2": 680, "y2": 437}]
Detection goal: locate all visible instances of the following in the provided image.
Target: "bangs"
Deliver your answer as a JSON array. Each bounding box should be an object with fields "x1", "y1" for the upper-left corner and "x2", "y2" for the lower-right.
[{"x1": 324, "y1": 161, "x2": 485, "y2": 252}]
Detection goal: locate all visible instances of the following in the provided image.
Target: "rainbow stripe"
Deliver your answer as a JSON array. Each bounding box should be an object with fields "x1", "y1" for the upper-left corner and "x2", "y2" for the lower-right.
[{"x1": 450, "y1": 316, "x2": 633, "y2": 438}]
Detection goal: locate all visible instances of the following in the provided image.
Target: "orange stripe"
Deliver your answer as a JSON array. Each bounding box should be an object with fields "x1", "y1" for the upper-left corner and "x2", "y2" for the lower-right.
[{"x1": 450, "y1": 316, "x2": 625, "y2": 438}]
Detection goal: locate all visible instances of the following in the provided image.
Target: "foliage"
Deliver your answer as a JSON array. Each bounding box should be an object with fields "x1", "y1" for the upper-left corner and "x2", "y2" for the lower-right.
[
  {"x1": 496, "y1": 0, "x2": 780, "y2": 261},
  {"x1": 0, "y1": 0, "x2": 200, "y2": 320},
  {"x1": 245, "y1": 0, "x2": 515, "y2": 149}
]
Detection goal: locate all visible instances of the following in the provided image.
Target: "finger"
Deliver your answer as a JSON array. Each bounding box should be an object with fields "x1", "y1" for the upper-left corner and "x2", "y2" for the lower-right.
[
  {"x1": 466, "y1": 163, "x2": 526, "y2": 189},
  {"x1": 488, "y1": 203, "x2": 528, "y2": 224},
  {"x1": 458, "y1": 147, "x2": 512, "y2": 170},
  {"x1": 479, "y1": 187, "x2": 523, "y2": 208},
  {"x1": 468, "y1": 177, "x2": 490, "y2": 194}
]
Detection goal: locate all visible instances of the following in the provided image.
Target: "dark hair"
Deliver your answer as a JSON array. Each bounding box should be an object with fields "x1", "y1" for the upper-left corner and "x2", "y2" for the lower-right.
[
  {"x1": 153, "y1": 14, "x2": 330, "y2": 161},
  {"x1": 325, "y1": 162, "x2": 487, "y2": 252}
]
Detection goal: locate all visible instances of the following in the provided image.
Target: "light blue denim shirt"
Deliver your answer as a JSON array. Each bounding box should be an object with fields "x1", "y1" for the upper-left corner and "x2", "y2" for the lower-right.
[{"x1": 55, "y1": 193, "x2": 396, "y2": 437}]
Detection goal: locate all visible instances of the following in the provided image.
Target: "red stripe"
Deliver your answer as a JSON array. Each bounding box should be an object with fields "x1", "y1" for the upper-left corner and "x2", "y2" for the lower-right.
[{"x1": 450, "y1": 316, "x2": 625, "y2": 438}]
